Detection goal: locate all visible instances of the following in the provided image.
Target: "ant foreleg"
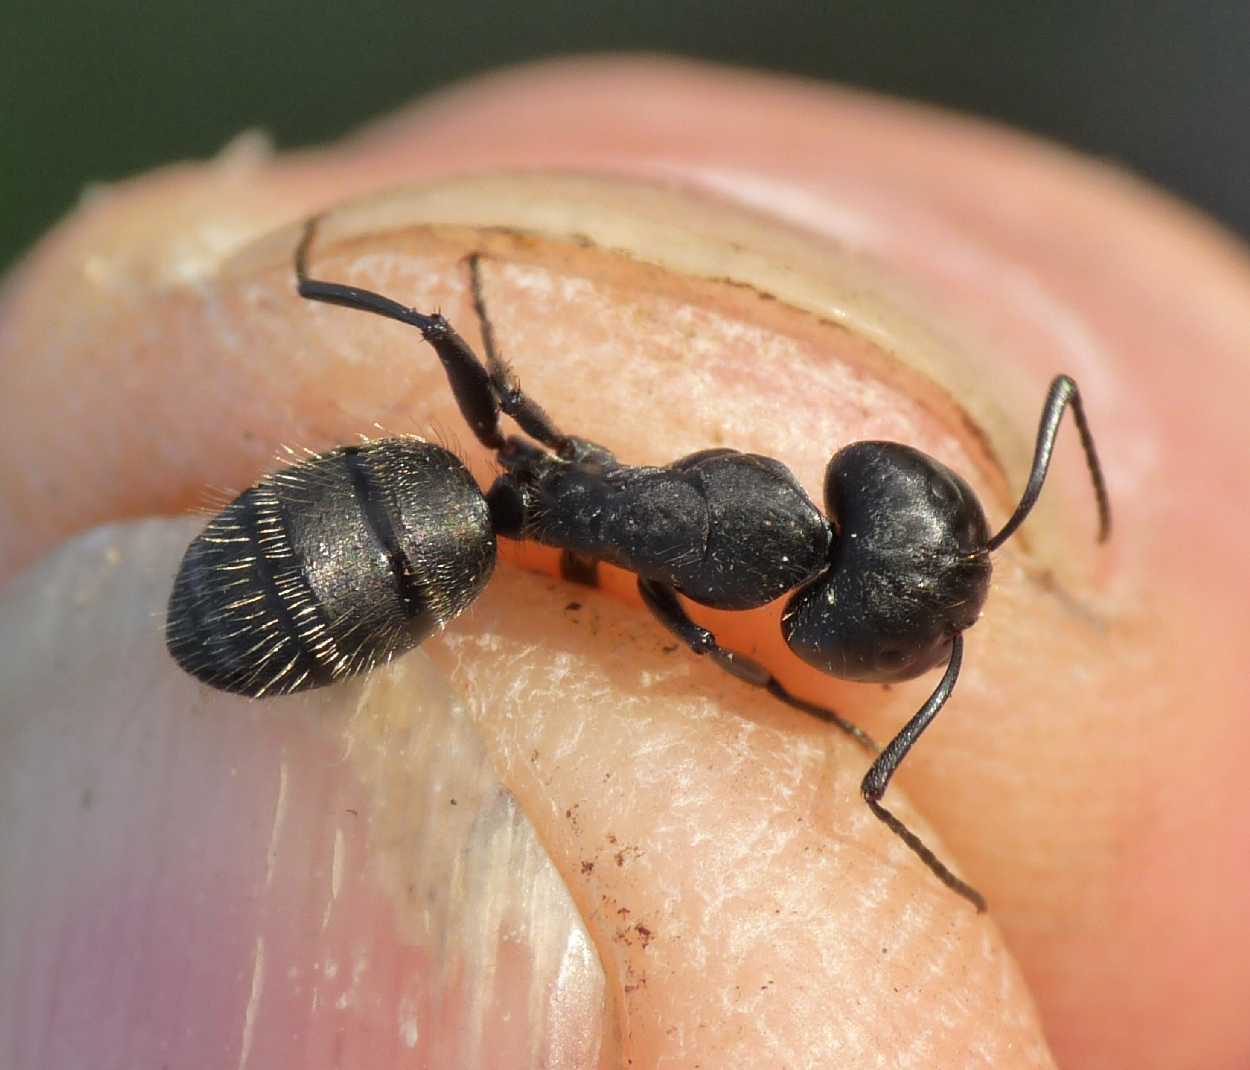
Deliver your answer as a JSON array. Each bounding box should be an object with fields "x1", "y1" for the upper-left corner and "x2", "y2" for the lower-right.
[
  {"x1": 637, "y1": 578, "x2": 877, "y2": 751},
  {"x1": 466, "y1": 253, "x2": 576, "y2": 458}
]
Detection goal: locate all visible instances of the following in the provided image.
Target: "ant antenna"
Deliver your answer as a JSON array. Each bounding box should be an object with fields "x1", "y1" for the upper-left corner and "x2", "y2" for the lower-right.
[
  {"x1": 857, "y1": 376, "x2": 1112, "y2": 912},
  {"x1": 860, "y1": 636, "x2": 986, "y2": 911},
  {"x1": 988, "y1": 375, "x2": 1111, "y2": 552}
]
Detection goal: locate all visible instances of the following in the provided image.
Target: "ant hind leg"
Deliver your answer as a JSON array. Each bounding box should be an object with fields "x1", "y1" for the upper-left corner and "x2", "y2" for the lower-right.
[
  {"x1": 295, "y1": 216, "x2": 579, "y2": 460},
  {"x1": 466, "y1": 253, "x2": 576, "y2": 458}
]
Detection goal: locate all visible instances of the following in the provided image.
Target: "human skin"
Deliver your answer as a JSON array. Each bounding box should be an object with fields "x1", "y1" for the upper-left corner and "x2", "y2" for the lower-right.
[{"x1": 2, "y1": 56, "x2": 1249, "y2": 1068}]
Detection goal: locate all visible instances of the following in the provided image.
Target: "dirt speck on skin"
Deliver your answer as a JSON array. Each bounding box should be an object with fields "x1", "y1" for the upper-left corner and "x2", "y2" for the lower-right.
[
  {"x1": 614, "y1": 845, "x2": 642, "y2": 867},
  {"x1": 613, "y1": 922, "x2": 656, "y2": 949}
]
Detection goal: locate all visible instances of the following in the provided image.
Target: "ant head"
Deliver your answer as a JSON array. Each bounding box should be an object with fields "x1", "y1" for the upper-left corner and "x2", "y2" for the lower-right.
[{"x1": 781, "y1": 442, "x2": 992, "y2": 683}]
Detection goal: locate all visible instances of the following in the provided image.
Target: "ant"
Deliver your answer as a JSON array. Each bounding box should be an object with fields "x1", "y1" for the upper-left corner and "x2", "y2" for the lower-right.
[{"x1": 167, "y1": 216, "x2": 1111, "y2": 912}]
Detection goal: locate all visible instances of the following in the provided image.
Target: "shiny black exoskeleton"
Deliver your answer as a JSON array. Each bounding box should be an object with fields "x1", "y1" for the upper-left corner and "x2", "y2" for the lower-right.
[
  {"x1": 167, "y1": 217, "x2": 1111, "y2": 911},
  {"x1": 167, "y1": 440, "x2": 495, "y2": 695}
]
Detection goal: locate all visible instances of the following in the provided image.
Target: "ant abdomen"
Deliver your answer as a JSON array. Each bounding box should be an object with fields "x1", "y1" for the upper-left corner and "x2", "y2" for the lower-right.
[{"x1": 166, "y1": 439, "x2": 495, "y2": 697}]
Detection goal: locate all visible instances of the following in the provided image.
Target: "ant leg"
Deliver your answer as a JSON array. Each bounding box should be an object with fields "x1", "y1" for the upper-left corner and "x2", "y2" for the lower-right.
[
  {"x1": 988, "y1": 374, "x2": 1112, "y2": 551},
  {"x1": 295, "y1": 217, "x2": 505, "y2": 450},
  {"x1": 861, "y1": 635, "x2": 987, "y2": 912},
  {"x1": 560, "y1": 550, "x2": 602, "y2": 588},
  {"x1": 294, "y1": 217, "x2": 507, "y2": 452},
  {"x1": 643, "y1": 580, "x2": 982, "y2": 908},
  {"x1": 637, "y1": 578, "x2": 877, "y2": 752},
  {"x1": 467, "y1": 254, "x2": 579, "y2": 459}
]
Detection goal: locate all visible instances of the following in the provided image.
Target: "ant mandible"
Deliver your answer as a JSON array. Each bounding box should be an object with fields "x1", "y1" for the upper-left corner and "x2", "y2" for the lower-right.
[{"x1": 167, "y1": 216, "x2": 1112, "y2": 912}]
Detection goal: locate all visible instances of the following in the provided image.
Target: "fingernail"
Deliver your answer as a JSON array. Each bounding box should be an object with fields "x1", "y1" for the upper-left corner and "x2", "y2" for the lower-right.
[{"x1": 0, "y1": 521, "x2": 612, "y2": 1068}]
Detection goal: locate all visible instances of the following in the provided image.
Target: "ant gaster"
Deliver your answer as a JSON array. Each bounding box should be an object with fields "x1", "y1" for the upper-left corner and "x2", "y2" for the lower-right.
[{"x1": 167, "y1": 218, "x2": 1112, "y2": 912}]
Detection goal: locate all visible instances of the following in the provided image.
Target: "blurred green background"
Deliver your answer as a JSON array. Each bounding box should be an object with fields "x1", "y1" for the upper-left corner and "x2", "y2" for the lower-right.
[{"x1": 4, "y1": 2, "x2": 1248, "y2": 273}]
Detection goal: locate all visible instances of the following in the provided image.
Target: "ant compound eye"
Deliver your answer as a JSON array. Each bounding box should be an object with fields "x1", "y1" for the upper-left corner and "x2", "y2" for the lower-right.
[
  {"x1": 955, "y1": 510, "x2": 987, "y2": 553},
  {"x1": 921, "y1": 462, "x2": 991, "y2": 553},
  {"x1": 927, "y1": 469, "x2": 960, "y2": 507},
  {"x1": 878, "y1": 647, "x2": 908, "y2": 671}
]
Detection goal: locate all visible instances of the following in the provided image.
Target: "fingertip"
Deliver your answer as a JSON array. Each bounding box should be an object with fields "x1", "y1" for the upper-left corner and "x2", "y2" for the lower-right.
[{"x1": 0, "y1": 520, "x2": 614, "y2": 1068}]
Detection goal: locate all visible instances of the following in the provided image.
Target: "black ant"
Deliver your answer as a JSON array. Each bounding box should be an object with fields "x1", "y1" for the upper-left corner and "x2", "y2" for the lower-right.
[{"x1": 167, "y1": 217, "x2": 1111, "y2": 912}]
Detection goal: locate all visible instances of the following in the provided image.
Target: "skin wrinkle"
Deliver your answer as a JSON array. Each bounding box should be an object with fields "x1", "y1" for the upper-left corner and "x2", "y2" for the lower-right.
[{"x1": 1, "y1": 57, "x2": 1248, "y2": 1069}]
